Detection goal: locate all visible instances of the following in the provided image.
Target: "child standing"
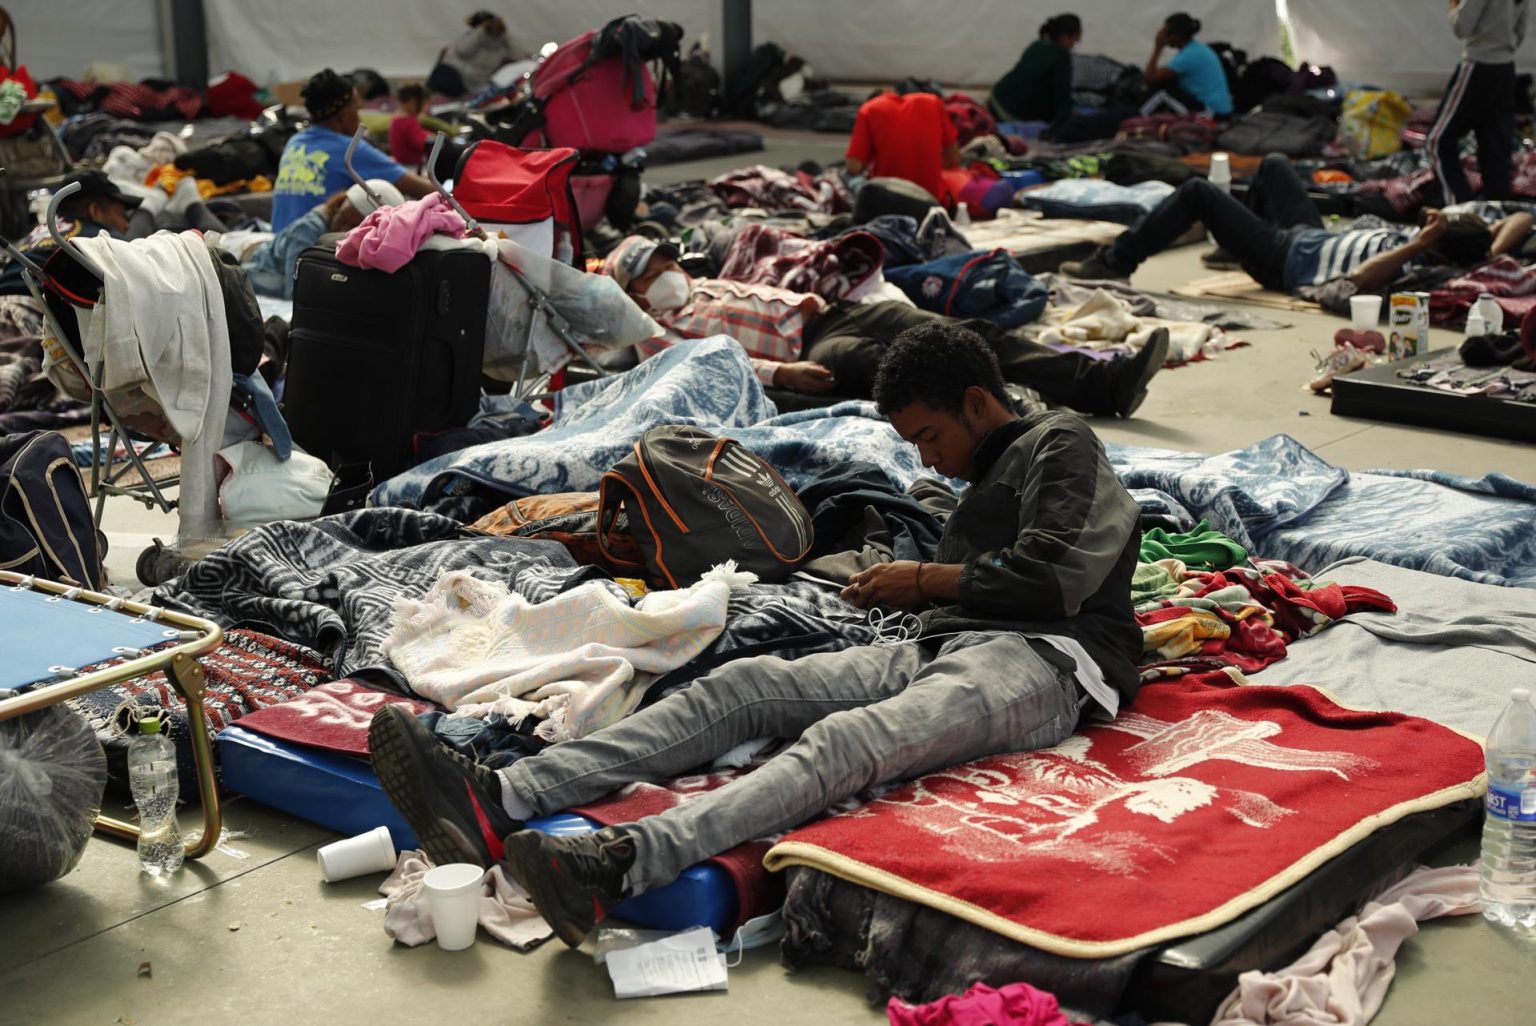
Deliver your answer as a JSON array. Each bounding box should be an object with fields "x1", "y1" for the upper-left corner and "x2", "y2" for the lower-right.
[{"x1": 389, "y1": 83, "x2": 429, "y2": 170}]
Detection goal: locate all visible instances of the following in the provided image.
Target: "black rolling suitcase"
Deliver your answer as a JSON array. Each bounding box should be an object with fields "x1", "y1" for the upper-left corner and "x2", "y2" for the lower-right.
[{"x1": 284, "y1": 245, "x2": 490, "y2": 481}]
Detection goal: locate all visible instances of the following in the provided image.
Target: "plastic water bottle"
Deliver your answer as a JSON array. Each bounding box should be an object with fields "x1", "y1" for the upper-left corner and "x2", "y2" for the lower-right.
[
  {"x1": 1480, "y1": 687, "x2": 1536, "y2": 929},
  {"x1": 1474, "y1": 293, "x2": 1503, "y2": 334},
  {"x1": 128, "y1": 717, "x2": 184, "y2": 877}
]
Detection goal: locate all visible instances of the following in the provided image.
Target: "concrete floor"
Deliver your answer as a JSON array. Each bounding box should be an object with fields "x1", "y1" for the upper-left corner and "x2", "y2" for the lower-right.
[{"x1": 4, "y1": 134, "x2": 1534, "y2": 1026}]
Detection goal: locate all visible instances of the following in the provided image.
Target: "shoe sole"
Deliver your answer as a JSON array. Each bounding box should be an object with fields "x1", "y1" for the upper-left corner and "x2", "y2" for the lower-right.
[
  {"x1": 368, "y1": 708, "x2": 495, "y2": 869},
  {"x1": 502, "y1": 831, "x2": 605, "y2": 949},
  {"x1": 1119, "y1": 329, "x2": 1170, "y2": 418}
]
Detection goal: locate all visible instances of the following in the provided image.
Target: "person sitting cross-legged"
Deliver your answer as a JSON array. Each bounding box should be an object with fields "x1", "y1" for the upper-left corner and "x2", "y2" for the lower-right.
[{"x1": 368, "y1": 320, "x2": 1144, "y2": 947}]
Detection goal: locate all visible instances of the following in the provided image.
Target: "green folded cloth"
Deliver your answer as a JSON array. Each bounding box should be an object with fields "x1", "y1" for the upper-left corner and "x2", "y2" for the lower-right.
[{"x1": 1139, "y1": 519, "x2": 1248, "y2": 572}]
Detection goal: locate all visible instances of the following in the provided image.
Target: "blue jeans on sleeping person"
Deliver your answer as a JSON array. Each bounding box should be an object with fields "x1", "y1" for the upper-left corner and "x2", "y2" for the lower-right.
[{"x1": 497, "y1": 632, "x2": 1083, "y2": 894}]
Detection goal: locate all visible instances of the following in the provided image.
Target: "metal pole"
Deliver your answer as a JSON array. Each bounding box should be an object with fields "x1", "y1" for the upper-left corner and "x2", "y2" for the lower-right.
[
  {"x1": 162, "y1": 0, "x2": 209, "y2": 90},
  {"x1": 722, "y1": 0, "x2": 753, "y2": 105}
]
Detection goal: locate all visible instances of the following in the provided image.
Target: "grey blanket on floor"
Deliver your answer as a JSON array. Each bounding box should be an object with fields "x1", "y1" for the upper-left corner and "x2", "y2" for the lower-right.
[
  {"x1": 154, "y1": 509, "x2": 576, "y2": 681},
  {"x1": 1246, "y1": 556, "x2": 1536, "y2": 735},
  {"x1": 780, "y1": 866, "x2": 1142, "y2": 1019}
]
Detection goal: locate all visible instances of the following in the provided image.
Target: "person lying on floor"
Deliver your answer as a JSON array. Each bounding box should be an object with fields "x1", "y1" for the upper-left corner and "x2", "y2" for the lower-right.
[
  {"x1": 1062, "y1": 153, "x2": 1534, "y2": 296},
  {"x1": 238, "y1": 179, "x2": 404, "y2": 299},
  {"x1": 269, "y1": 69, "x2": 434, "y2": 232},
  {"x1": 0, "y1": 169, "x2": 234, "y2": 294},
  {"x1": 369, "y1": 321, "x2": 1143, "y2": 947},
  {"x1": 603, "y1": 235, "x2": 1168, "y2": 418}
]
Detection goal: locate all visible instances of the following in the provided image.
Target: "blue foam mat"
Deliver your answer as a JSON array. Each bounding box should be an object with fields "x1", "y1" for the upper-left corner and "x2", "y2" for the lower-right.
[{"x1": 217, "y1": 726, "x2": 737, "y2": 935}]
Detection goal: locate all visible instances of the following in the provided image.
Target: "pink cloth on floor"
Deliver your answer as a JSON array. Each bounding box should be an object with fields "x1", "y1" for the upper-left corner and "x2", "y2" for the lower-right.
[
  {"x1": 336, "y1": 193, "x2": 466, "y2": 272},
  {"x1": 887, "y1": 981, "x2": 1074, "y2": 1026},
  {"x1": 1211, "y1": 864, "x2": 1482, "y2": 1026},
  {"x1": 378, "y1": 849, "x2": 553, "y2": 951}
]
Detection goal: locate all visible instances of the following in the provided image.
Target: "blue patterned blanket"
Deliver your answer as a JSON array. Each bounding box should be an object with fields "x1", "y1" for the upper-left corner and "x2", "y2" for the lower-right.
[
  {"x1": 1107, "y1": 436, "x2": 1536, "y2": 589},
  {"x1": 373, "y1": 337, "x2": 929, "y2": 509},
  {"x1": 373, "y1": 340, "x2": 1535, "y2": 589}
]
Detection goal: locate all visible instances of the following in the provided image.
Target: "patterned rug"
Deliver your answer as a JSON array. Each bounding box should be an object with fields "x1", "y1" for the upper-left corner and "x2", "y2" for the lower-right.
[
  {"x1": 764, "y1": 670, "x2": 1486, "y2": 958},
  {"x1": 68, "y1": 628, "x2": 332, "y2": 793}
]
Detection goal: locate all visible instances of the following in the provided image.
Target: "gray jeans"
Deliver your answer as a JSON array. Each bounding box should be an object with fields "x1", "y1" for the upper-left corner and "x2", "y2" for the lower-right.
[{"x1": 502, "y1": 632, "x2": 1083, "y2": 893}]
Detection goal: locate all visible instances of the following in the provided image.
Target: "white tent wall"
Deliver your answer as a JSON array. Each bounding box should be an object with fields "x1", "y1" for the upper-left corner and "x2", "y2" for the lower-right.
[
  {"x1": 6, "y1": 0, "x2": 166, "y2": 81},
  {"x1": 201, "y1": 0, "x2": 1274, "y2": 90},
  {"x1": 1287, "y1": 0, "x2": 1536, "y2": 96},
  {"x1": 203, "y1": 0, "x2": 721, "y2": 86},
  {"x1": 756, "y1": 0, "x2": 1281, "y2": 87}
]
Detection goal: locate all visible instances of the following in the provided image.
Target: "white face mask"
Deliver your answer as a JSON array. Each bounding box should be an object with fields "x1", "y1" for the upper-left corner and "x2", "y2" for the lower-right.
[{"x1": 643, "y1": 270, "x2": 691, "y2": 311}]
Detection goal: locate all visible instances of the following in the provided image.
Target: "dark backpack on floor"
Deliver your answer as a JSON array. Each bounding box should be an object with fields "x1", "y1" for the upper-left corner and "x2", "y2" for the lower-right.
[
  {"x1": 597, "y1": 426, "x2": 813, "y2": 589},
  {"x1": 664, "y1": 43, "x2": 721, "y2": 118},
  {"x1": 0, "y1": 431, "x2": 104, "y2": 589}
]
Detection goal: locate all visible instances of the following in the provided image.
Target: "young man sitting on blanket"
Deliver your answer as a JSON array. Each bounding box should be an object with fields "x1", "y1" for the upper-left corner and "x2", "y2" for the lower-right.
[
  {"x1": 369, "y1": 322, "x2": 1144, "y2": 947},
  {"x1": 601, "y1": 235, "x2": 1169, "y2": 418},
  {"x1": 1062, "y1": 153, "x2": 1533, "y2": 296}
]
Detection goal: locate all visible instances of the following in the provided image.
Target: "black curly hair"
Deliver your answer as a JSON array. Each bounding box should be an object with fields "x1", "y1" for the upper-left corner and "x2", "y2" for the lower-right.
[
  {"x1": 301, "y1": 68, "x2": 354, "y2": 121},
  {"x1": 872, "y1": 322, "x2": 1011, "y2": 416}
]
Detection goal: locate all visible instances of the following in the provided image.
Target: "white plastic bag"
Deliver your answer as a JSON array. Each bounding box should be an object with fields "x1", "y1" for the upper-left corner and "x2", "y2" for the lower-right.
[{"x1": 0, "y1": 696, "x2": 107, "y2": 893}]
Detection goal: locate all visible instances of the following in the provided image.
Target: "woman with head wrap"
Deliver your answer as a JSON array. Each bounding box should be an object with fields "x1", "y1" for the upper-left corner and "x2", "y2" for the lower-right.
[{"x1": 269, "y1": 69, "x2": 434, "y2": 231}]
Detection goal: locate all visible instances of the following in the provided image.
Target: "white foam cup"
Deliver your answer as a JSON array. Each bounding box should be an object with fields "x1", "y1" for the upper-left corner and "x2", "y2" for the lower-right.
[
  {"x1": 316, "y1": 825, "x2": 397, "y2": 883},
  {"x1": 423, "y1": 863, "x2": 485, "y2": 951},
  {"x1": 1350, "y1": 295, "x2": 1382, "y2": 331}
]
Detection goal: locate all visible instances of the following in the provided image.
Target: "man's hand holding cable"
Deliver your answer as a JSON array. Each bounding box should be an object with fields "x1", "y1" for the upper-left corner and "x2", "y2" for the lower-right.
[{"x1": 841, "y1": 561, "x2": 964, "y2": 611}]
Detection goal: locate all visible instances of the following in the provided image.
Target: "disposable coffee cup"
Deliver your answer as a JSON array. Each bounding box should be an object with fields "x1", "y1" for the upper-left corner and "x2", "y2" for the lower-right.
[
  {"x1": 1350, "y1": 295, "x2": 1382, "y2": 331},
  {"x1": 317, "y1": 825, "x2": 397, "y2": 883},
  {"x1": 423, "y1": 863, "x2": 485, "y2": 951},
  {"x1": 1208, "y1": 151, "x2": 1231, "y2": 190}
]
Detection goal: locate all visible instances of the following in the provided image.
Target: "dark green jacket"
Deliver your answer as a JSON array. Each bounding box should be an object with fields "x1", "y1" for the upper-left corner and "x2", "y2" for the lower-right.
[
  {"x1": 922, "y1": 411, "x2": 1143, "y2": 705},
  {"x1": 990, "y1": 39, "x2": 1073, "y2": 123}
]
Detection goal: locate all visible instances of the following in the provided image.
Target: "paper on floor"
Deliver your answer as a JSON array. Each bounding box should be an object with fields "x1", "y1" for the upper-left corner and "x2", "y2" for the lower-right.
[{"x1": 607, "y1": 926, "x2": 729, "y2": 998}]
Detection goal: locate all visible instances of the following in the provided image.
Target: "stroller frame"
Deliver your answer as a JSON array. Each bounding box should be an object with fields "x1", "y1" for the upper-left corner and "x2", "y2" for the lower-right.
[
  {"x1": 343, "y1": 127, "x2": 608, "y2": 400},
  {"x1": 0, "y1": 570, "x2": 226, "y2": 860}
]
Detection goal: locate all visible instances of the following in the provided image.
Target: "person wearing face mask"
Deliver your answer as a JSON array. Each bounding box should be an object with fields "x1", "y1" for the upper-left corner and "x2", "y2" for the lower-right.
[{"x1": 602, "y1": 235, "x2": 1169, "y2": 417}]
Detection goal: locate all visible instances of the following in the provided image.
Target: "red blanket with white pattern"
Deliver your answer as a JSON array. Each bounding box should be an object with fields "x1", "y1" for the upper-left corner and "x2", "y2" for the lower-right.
[{"x1": 765, "y1": 671, "x2": 1485, "y2": 957}]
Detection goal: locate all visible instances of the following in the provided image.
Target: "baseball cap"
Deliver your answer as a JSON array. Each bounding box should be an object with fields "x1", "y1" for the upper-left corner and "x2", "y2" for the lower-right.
[
  {"x1": 602, "y1": 236, "x2": 681, "y2": 291},
  {"x1": 61, "y1": 169, "x2": 142, "y2": 211}
]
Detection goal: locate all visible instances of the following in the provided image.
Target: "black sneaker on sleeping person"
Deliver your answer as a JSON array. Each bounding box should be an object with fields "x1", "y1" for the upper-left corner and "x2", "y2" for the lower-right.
[
  {"x1": 1110, "y1": 327, "x2": 1171, "y2": 418},
  {"x1": 501, "y1": 825, "x2": 637, "y2": 948},
  {"x1": 367, "y1": 705, "x2": 519, "y2": 868},
  {"x1": 1060, "y1": 248, "x2": 1130, "y2": 282}
]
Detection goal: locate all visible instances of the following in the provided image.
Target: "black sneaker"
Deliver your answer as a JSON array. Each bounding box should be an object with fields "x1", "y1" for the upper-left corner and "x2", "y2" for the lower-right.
[
  {"x1": 1111, "y1": 327, "x2": 1170, "y2": 418},
  {"x1": 502, "y1": 826, "x2": 636, "y2": 948},
  {"x1": 367, "y1": 705, "x2": 519, "y2": 868},
  {"x1": 1201, "y1": 246, "x2": 1240, "y2": 270},
  {"x1": 1060, "y1": 249, "x2": 1130, "y2": 281}
]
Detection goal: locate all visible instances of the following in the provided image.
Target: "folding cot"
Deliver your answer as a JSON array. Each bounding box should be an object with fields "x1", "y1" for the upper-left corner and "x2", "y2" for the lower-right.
[{"x1": 0, "y1": 570, "x2": 225, "y2": 859}]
